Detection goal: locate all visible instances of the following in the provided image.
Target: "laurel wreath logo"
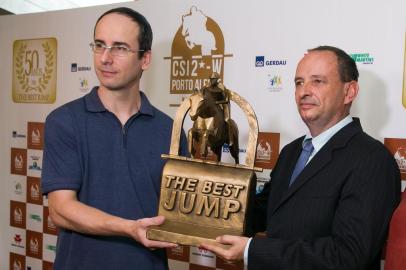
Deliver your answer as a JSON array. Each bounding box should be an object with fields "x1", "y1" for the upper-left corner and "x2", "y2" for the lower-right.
[
  {"x1": 15, "y1": 42, "x2": 28, "y2": 91},
  {"x1": 39, "y1": 42, "x2": 54, "y2": 92},
  {"x1": 15, "y1": 41, "x2": 54, "y2": 93}
]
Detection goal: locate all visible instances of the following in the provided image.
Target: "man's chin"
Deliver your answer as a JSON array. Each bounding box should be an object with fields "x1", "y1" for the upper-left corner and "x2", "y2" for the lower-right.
[
  {"x1": 100, "y1": 83, "x2": 125, "y2": 91},
  {"x1": 300, "y1": 113, "x2": 317, "y2": 123}
]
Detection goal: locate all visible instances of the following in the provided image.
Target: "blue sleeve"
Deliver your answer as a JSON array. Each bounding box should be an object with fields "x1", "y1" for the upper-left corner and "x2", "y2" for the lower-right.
[{"x1": 41, "y1": 106, "x2": 82, "y2": 194}]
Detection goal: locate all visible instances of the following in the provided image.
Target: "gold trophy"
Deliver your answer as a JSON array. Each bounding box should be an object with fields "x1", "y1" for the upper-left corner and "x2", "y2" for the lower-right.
[{"x1": 147, "y1": 73, "x2": 262, "y2": 247}]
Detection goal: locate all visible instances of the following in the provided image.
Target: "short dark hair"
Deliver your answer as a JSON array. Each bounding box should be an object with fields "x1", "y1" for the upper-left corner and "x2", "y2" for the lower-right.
[
  {"x1": 94, "y1": 7, "x2": 153, "y2": 58},
  {"x1": 308, "y1": 45, "x2": 359, "y2": 82}
]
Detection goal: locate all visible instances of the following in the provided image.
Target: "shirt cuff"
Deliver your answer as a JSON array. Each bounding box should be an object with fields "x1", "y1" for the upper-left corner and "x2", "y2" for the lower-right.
[{"x1": 243, "y1": 237, "x2": 252, "y2": 269}]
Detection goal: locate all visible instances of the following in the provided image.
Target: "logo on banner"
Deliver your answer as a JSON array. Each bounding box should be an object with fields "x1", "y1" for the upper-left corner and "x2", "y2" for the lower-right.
[
  {"x1": 14, "y1": 182, "x2": 23, "y2": 195},
  {"x1": 15, "y1": 156, "x2": 23, "y2": 169},
  {"x1": 31, "y1": 184, "x2": 40, "y2": 200},
  {"x1": 256, "y1": 175, "x2": 270, "y2": 194},
  {"x1": 28, "y1": 122, "x2": 44, "y2": 149},
  {"x1": 11, "y1": 148, "x2": 27, "y2": 175},
  {"x1": 14, "y1": 208, "x2": 23, "y2": 224},
  {"x1": 167, "y1": 246, "x2": 190, "y2": 262},
  {"x1": 255, "y1": 55, "x2": 287, "y2": 67},
  {"x1": 10, "y1": 201, "x2": 26, "y2": 228},
  {"x1": 43, "y1": 207, "x2": 58, "y2": 235},
  {"x1": 394, "y1": 147, "x2": 406, "y2": 172},
  {"x1": 267, "y1": 75, "x2": 283, "y2": 91},
  {"x1": 28, "y1": 155, "x2": 42, "y2": 171},
  {"x1": 12, "y1": 234, "x2": 24, "y2": 248},
  {"x1": 29, "y1": 214, "x2": 42, "y2": 223},
  {"x1": 255, "y1": 132, "x2": 280, "y2": 169},
  {"x1": 46, "y1": 244, "x2": 57, "y2": 253},
  {"x1": 223, "y1": 144, "x2": 246, "y2": 153},
  {"x1": 26, "y1": 230, "x2": 43, "y2": 259},
  {"x1": 12, "y1": 38, "x2": 57, "y2": 103},
  {"x1": 48, "y1": 216, "x2": 57, "y2": 230},
  {"x1": 13, "y1": 260, "x2": 23, "y2": 270},
  {"x1": 190, "y1": 246, "x2": 215, "y2": 268},
  {"x1": 10, "y1": 253, "x2": 25, "y2": 270},
  {"x1": 79, "y1": 78, "x2": 90, "y2": 92},
  {"x1": 12, "y1": 131, "x2": 26, "y2": 138},
  {"x1": 166, "y1": 6, "x2": 233, "y2": 94},
  {"x1": 71, "y1": 63, "x2": 91, "y2": 72},
  {"x1": 384, "y1": 138, "x2": 406, "y2": 179},
  {"x1": 30, "y1": 238, "x2": 39, "y2": 254},
  {"x1": 350, "y1": 53, "x2": 374, "y2": 64},
  {"x1": 27, "y1": 177, "x2": 43, "y2": 205},
  {"x1": 255, "y1": 56, "x2": 265, "y2": 67}
]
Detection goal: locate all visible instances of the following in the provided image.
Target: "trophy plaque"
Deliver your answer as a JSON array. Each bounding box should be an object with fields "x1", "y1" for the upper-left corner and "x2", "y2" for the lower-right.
[{"x1": 147, "y1": 75, "x2": 262, "y2": 247}]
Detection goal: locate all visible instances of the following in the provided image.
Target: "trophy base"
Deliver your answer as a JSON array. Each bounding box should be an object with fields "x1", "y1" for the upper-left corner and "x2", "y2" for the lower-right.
[{"x1": 147, "y1": 220, "x2": 242, "y2": 249}]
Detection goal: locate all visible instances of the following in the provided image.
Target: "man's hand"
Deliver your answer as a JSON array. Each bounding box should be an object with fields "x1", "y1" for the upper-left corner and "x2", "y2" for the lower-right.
[
  {"x1": 200, "y1": 235, "x2": 249, "y2": 262},
  {"x1": 128, "y1": 216, "x2": 178, "y2": 249}
]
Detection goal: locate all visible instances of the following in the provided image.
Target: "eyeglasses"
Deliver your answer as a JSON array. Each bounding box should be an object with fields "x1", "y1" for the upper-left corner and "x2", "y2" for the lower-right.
[{"x1": 89, "y1": 42, "x2": 145, "y2": 57}]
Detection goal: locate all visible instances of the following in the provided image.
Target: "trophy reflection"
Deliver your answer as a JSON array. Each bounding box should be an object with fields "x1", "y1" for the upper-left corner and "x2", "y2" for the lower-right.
[{"x1": 147, "y1": 73, "x2": 261, "y2": 247}]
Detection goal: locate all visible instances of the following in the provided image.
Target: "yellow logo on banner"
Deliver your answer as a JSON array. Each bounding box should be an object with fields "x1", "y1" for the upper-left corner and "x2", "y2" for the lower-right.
[
  {"x1": 12, "y1": 38, "x2": 57, "y2": 103},
  {"x1": 403, "y1": 34, "x2": 406, "y2": 109},
  {"x1": 166, "y1": 6, "x2": 232, "y2": 94}
]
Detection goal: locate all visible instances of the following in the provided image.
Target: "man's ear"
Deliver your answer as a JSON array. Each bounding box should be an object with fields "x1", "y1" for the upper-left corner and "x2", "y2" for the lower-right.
[
  {"x1": 344, "y1": 80, "x2": 359, "y2": 105},
  {"x1": 141, "y1": 50, "x2": 152, "y2": 71}
]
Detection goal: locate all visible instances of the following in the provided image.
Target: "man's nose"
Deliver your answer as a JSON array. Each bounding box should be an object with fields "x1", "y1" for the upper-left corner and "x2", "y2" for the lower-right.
[
  {"x1": 300, "y1": 81, "x2": 312, "y2": 96},
  {"x1": 100, "y1": 48, "x2": 113, "y2": 64}
]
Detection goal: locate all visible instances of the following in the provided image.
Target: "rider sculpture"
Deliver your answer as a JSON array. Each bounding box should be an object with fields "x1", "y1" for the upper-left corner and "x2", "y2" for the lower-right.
[
  {"x1": 188, "y1": 73, "x2": 239, "y2": 163},
  {"x1": 202, "y1": 73, "x2": 234, "y2": 146}
]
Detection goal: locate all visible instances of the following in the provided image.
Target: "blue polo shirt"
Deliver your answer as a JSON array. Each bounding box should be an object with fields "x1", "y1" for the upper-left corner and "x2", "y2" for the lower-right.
[{"x1": 41, "y1": 87, "x2": 187, "y2": 270}]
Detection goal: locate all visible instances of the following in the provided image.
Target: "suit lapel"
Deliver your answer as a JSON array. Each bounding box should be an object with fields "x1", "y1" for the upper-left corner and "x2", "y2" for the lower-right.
[{"x1": 269, "y1": 118, "x2": 363, "y2": 216}]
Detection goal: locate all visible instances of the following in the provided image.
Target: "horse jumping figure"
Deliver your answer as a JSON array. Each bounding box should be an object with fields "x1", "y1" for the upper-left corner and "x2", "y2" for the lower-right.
[{"x1": 188, "y1": 88, "x2": 239, "y2": 164}]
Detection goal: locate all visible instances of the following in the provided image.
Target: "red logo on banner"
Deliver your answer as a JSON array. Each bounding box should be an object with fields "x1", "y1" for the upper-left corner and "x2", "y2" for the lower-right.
[
  {"x1": 255, "y1": 132, "x2": 280, "y2": 169},
  {"x1": 384, "y1": 138, "x2": 406, "y2": 180},
  {"x1": 27, "y1": 122, "x2": 44, "y2": 150},
  {"x1": 27, "y1": 177, "x2": 43, "y2": 205},
  {"x1": 10, "y1": 201, "x2": 26, "y2": 229},
  {"x1": 10, "y1": 148, "x2": 27, "y2": 175},
  {"x1": 26, "y1": 230, "x2": 43, "y2": 259},
  {"x1": 43, "y1": 207, "x2": 58, "y2": 235},
  {"x1": 9, "y1": 252, "x2": 25, "y2": 270}
]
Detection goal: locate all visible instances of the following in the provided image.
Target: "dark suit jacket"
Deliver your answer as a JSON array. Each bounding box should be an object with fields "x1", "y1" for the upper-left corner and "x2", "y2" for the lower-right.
[{"x1": 249, "y1": 118, "x2": 400, "y2": 270}]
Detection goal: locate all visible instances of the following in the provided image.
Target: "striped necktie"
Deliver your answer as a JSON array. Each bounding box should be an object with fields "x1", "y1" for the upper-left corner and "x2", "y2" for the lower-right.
[{"x1": 289, "y1": 139, "x2": 314, "y2": 186}]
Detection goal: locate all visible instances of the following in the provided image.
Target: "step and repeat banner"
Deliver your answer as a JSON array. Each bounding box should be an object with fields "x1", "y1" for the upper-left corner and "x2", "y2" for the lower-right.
[{"x1": 0, "y1": 0, "x2": 405, "y2": 269}]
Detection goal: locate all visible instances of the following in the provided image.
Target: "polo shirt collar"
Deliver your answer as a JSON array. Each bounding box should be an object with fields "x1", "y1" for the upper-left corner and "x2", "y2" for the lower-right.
[
  {"x1": 138, "y1": 91, "x2": 154, "y2": 116},
  {"x1": 85, "y1": 86, "x2": 154, "y2": 116}
]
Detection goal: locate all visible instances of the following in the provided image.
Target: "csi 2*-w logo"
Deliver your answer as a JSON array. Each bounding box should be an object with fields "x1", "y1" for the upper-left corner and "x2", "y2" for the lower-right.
[{"x1": 166, "y1": 6, "x2": 233, "y2": 94}]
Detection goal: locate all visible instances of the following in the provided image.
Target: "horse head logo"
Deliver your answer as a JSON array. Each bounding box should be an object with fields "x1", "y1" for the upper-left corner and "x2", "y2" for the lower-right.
[{"x1": 181, "y1": 6, "x2": 217, "y2": 55}]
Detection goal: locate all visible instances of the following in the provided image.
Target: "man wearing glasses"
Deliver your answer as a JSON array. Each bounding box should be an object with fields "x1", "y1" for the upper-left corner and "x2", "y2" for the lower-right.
[{"x1": 41, "y1": 7, "x2": 186, "y2": 270}]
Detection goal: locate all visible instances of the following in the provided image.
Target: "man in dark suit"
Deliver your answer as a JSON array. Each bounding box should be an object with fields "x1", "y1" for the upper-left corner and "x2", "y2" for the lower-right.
[{"x1": 201, "y1": 46, "x2": 401, "y2": 270}]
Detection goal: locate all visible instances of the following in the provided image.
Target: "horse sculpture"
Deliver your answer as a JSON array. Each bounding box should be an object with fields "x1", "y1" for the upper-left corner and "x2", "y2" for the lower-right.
[{"x1": 188, "y1": 88, "x2": 239, "y2": 164}]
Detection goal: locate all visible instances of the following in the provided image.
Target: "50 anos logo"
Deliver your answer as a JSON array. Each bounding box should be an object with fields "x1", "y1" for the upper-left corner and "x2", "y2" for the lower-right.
[{"x1": 12, "y1": 38, "x2": 57, "y2": 103}]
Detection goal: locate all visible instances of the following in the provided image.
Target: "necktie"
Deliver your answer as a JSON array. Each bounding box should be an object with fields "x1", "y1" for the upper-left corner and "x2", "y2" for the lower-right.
[{"x1": 289, "y1": 139, "x2": 314, "y2": 186}]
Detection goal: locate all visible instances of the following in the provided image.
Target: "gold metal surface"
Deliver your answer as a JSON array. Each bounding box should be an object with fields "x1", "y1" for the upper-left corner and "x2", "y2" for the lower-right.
[
  {"x1": 148, "y1": 77, "x2": 261, "y2": 247},
  {"x1": 147, "y1": 158, "x2": 256, "y2": 246},
  {"x1": 169, "y1": 88, "x2": 259, "y2": 168}
]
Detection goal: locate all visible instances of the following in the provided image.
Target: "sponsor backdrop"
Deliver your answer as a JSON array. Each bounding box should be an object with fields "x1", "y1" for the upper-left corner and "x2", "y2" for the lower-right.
[{"x1": 0, "y1": 0, "x2": 405, "y2": 269}]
